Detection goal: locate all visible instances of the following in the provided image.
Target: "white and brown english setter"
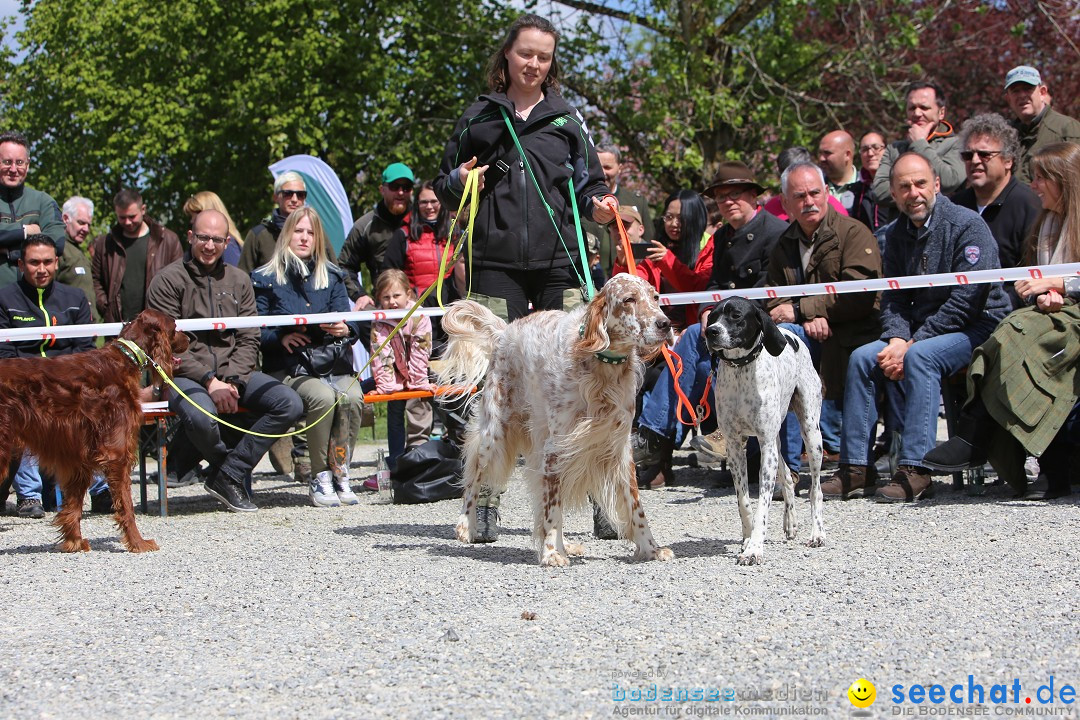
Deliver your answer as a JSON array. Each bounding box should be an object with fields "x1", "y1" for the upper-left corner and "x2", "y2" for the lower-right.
[{"x1": 437, "y1": 274, "x2": 675, "y2": 567}]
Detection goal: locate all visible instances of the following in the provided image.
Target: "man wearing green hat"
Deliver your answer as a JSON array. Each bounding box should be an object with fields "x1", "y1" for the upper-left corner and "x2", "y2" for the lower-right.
[
  {"x1": 1002, "y1": 65, "x2": 1080, "y2": 183},
  {"x1": 339, "y1": 162, "x2": 415, "y2": 306}
]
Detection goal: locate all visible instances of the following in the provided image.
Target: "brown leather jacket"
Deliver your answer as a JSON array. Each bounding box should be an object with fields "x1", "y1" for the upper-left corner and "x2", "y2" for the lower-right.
[
  {"x1": 765, "y1": 207, "x2": 882, "y2": 400},
  {"x1": 90, "y1": 218, "x2": 183, "y2": 322}
]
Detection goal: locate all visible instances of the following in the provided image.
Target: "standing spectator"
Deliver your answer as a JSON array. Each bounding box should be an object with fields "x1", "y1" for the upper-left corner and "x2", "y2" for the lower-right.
[
  {"x1": 0, "y1": 234, "x2": 110, "y2": 517},
  {"x1": 1003, "y1": 66, "x2": 1080, "y2": 183},
  {"x1": 91, "y1": 188, "x2": 183, "y2": 323},
  {"x1": 238, "y1": 173, "x2": 339, "y2": 273},
  {"x1": 433, "y1": 13, "x2": 616, "y2": 541},
  {"x1": 583, "y1": 145, "x2": 654, "y2": 274},
  {"x1": 339, "y1": 163, "x2": 414, "y2": 307},
  {"x1": 817, "y1": 130, "x2": 861, "y2": 214},
  {"x1": 951, "y1": 113, "x2": 1041, "y2": 307},
  {"x1": 872, "y1": 82, "x2": 966, "y2": 207},
  {"x1": 370, "y1": 269, "x2": 434, "y2": 471},
  {"x1": 831, "y1": 153, "x2": 1010, "y2": 503},
  {"x1": 57, "y1": 196, "x2": 98, "y2": 319},
  {"x1": 382, "y1": 180, "x2": 455, "y2": 300},
  {"x1": 0, "y1": 131, "x2": 65, "y2": 288},
  {"x1": 182, "y1": 191, "x2": 243, "y2": 267},
  {"x1": 252, "y1": 207, "x2": 365, "y2": 508},
  {"x1": 853, "y1": 132, "x2": 892, "y2": 232},
  {"x1": 146, "y1": 210, "x2": 303, "y2": 513}
]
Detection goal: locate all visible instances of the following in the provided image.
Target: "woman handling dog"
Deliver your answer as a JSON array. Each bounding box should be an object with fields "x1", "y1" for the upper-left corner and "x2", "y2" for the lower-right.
[
  {"x1": 922, "y1": 142, "x2": 1080, "y2": 499},
  {"x1": 433, "y1": 12, "x2": 618, "y2": 541}
]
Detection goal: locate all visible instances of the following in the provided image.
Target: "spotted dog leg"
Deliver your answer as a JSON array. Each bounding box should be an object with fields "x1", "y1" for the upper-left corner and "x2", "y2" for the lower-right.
[
  {"x1": 614, "y1": 456, "x2": 673, "y2": 562},
  {"x1": 738, "y1": 438, "x2": 780, "y2": 565},
  {"x1": 729, "y1": 435, "x2": 753, "y2": 550},
  {"x1": 777, "y1": 463, "x2": 798, "y2": 541},
  {"x1": 802, "y1": 420, "x2": 826, "y2": 549},
  {"x1": 537, "y1": 453, "x2": 569, "y2": 567}
]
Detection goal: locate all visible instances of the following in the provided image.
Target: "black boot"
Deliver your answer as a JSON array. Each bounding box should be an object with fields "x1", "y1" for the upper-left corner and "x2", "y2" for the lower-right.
[
  {"x1": 923, "y1": 397, "x2": 993, "y2": 472},
  {"x1": 631, "y1": 426, "x2": 674, "y2": 466}
]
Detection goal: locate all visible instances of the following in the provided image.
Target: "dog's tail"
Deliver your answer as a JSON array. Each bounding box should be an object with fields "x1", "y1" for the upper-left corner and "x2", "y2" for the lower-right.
[{"x1": 436, "y1": 300, "x2": 507, "y2": 402}]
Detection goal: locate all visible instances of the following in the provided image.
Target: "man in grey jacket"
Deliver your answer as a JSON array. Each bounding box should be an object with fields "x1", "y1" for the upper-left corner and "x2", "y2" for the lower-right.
[
  {"x1": 830, "y1": 153, "x2": 1011, "y2": 503},
  {"x1": 872, "y1": 82, "x2": 966, "y2": 208}
]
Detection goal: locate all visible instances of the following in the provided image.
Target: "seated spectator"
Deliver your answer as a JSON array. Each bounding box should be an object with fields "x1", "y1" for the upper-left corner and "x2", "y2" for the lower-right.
[
  {"x1": 764, "y1": 147, "x2": 849, "y2": 221},
  {"x1": 613, "y1": 189, "x2": 710, "y2": 330},
  {"x1": 57, "y1": 196, "x2": 97, "y2": 319},
  {"x1": 924, "y1": 142, "x2": 1080, "y2": 499},
  {"x1": 766, "y1": 162, "x2": 882, "y2": 474},
  {"x1": 632, "y1": 162, "x2": 787, "y2": 487},
  {"x1": 239, "y1": 172, "x2": 340, "y2": 272},
  {"x1": 1003, "y1": 65, "x2": 1080, "y2": 183},
  {"x1": 182, "y1": 191, "x2": 244, "y2": 267},
  {"x1": 252, "y1": 207, "x2": 365, "y2": 508},
  {"x1": 951, "y1": 112, "x2": 1041, "y2": 308},
  {"x1": 830, "y1": 152, "x2": 1010, "y2": 503},
  {"x1": 370, "y1": 269, "x2": 434, "y2": 471},
  {"x1": 0, "y1": 234, "x2": 110, "y2": 517},
  {"x1": 872, "y1": 81, "x2": 966, "y2": 207},
  {"x1": 91, "y1": 188, "x2": 183, "y2": 323},
  {"x1": 853, "y1": 131, "x2": 893, "y2": 232},
  {"x1": 146, "y1": 210, "x2": 303, "y2": 513}
]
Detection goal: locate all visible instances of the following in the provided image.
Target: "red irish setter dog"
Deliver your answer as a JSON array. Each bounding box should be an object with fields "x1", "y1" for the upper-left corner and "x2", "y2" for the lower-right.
[{"x1": 0, "y1": 309, "x2": 188, "y2": 553}]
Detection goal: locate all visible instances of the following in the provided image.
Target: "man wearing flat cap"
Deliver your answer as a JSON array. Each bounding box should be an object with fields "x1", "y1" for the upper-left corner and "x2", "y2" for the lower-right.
[
  {"x1": 631, "y1": 161, "x2": 787, "y2": 486},
  {"x1": 1003, "y1": 65, "x2": 1080, "y2": 183}
]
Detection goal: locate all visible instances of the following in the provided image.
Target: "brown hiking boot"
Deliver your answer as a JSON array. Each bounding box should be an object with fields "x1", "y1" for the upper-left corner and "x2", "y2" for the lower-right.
[
  {"x1": 875, "y1": 465, "x2": 935, "y2": 503},
  {"x1": 690, "y1": 430, "x2": 727, "y2": 463},
  {"x1": 820, "y1": 464, "x2": 876, "y2": 500}
]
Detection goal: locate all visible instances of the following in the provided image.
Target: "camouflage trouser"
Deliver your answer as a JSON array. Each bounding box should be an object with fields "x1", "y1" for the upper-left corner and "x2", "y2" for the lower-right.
[{"x1": 468, "y1": 287, "x2": 587, "y2": 510}]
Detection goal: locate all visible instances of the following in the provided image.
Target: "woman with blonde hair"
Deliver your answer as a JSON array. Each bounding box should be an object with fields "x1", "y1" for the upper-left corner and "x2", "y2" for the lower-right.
[
  {"x1": 924, "y1": 142, "x2": 1080, "y2": 499},
  {"x1": 183, "y1": 191, "x2": 243, "y2": 266},
  {"x1": 252, "y1": 206, "x2": 366, "y2": 507}
]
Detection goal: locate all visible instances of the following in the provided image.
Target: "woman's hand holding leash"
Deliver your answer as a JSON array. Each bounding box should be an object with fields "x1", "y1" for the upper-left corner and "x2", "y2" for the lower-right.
[
  {"x1": 458, "y1": 157, "x2": 489, "y2": 192},
  {"x1": 591, "y1": 195, "x2": 619, "y2": 224}
]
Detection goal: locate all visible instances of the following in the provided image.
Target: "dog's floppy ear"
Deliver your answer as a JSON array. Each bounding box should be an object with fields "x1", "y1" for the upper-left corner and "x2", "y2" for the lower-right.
[
  {"x1": 578, "y1": 291, "x2": 610, "y2": 353},
  {"x1": 756, "y1": 303, "x2": 791, "y2": 357}
]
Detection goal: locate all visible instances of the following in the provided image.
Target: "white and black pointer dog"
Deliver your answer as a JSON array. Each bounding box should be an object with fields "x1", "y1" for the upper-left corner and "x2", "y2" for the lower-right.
[{"x1": 703, "y1": 297, "x2": 826, "y2": 565}]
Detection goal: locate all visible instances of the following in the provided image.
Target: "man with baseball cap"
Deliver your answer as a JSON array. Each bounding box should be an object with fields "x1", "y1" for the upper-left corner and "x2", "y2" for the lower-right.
[
  {"x1": 339, "y1": 162, "x2": 416, "y2": 306},
  {"x1": 1003, "y1": 65, "x2": 1080, "y2": 183}
]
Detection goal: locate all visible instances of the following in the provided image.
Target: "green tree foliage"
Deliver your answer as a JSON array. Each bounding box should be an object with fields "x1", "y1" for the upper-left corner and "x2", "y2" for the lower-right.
[{"x1": 0, "y1": 0, "x2": 513, "y2": 231}]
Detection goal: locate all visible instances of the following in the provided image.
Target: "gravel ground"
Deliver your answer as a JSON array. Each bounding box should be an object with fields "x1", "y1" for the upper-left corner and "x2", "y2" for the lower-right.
[{"x1": 2, "y1": 438, "x2": 1078, "y2": 720}]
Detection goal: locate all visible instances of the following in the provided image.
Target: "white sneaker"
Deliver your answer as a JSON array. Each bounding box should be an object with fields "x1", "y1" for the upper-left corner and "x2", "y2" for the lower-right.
[
  {"x1": 334, "y1": 472, "x2": 359, "y2": 506},
  {"x1": 309, "y1": 470, "x2": 341, "y2": 508}
]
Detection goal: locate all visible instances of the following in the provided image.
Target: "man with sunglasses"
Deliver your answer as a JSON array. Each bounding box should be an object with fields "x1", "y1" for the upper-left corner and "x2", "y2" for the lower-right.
[
  {"x1": 238, "y1": 172, "x2": 338, "y2": 272},
  {"x1": 0, "y1": 130, "x2": 66, "y2": 288},
  {"x1": 950, "y1": 113, "x2": 1040, "y2": 308},
  {"x1": 90, "y1": 188, "x2": 182, "y2": 323},
  {"x1": 146, "y1": 210, "x2": 303, "y2": 513},
  {"x1": 338, "y1": 162, "x2": 415, "y2": 308},
  {"x1": 1003, "y1": 65, "x2": 1080, "y2": 184}
]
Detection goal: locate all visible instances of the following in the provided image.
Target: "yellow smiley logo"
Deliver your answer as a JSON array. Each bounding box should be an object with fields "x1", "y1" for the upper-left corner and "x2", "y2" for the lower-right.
[{"x1": 848, "y1": 678, "x2": 876, "y2": 708}]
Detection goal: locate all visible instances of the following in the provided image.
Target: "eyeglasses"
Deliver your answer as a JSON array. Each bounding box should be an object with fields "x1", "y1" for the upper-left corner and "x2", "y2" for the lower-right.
[
  {"x1": 417, "y1": 199, "x2": 440, "y2": 206},
  {"x1": 960, "y1": 150, "x2": 1002, "y2": 163},
  {"x1": 278, "y1": 189, "x2": 307, "y2": 199},
  {"x1": 192, "y1": 233, "x2": 229, "y2": 246},
  {"x1": 713, "y1": 187, "x2": 749, "y2": 203},
  {"x1": 859, "y1": 144, "x2": 885, "y2": 153},
  {"x1": 0, "y1": 158, "x2": 28, "y2": 168},
  {"x1": 662, "y1": 213, "x2": 681, "y2": 224}
]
